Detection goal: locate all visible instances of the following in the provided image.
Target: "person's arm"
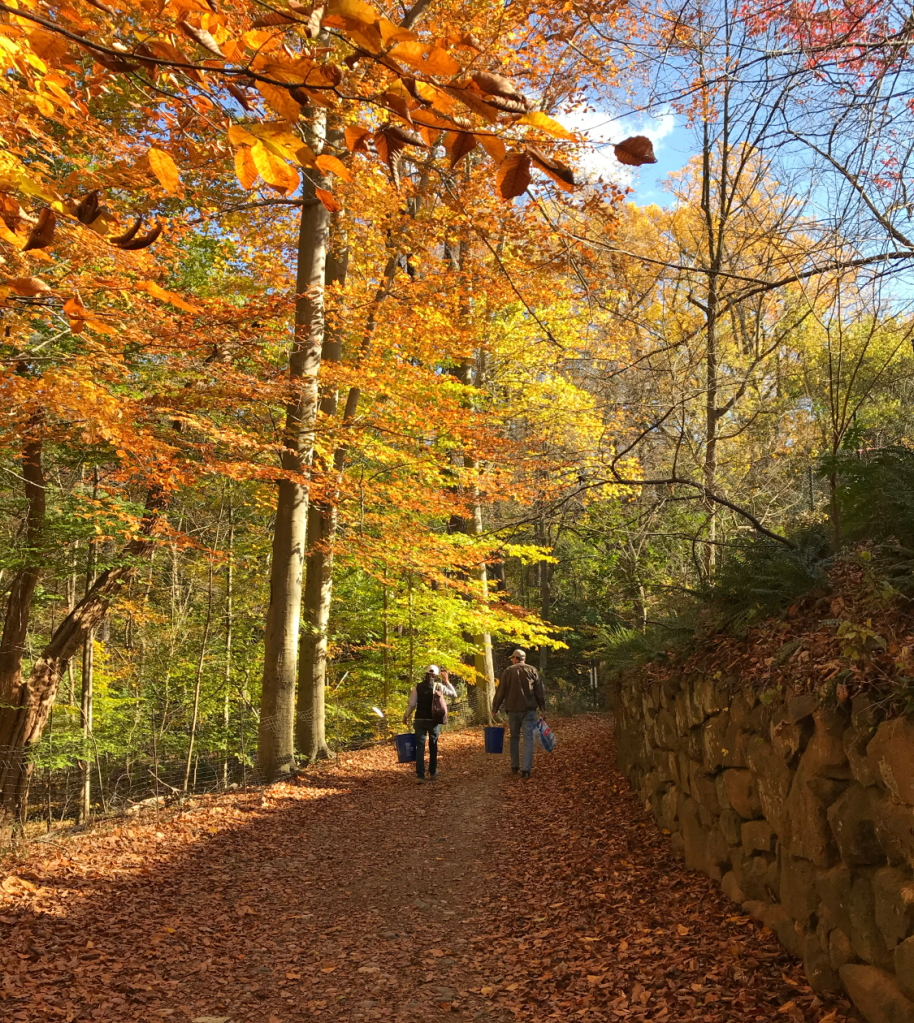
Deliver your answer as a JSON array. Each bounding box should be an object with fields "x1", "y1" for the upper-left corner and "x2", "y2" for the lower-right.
[
  {"x1": 492, "y1": 675, "x2": 506, "y2": 715},
  {"x1": 440, "y1": 679, "x2": 457, "y2": 698},
  {"x1": 402, "y1": 686, "x2": 417, "y2": 725},
  {"x1": 534, "y1": 672, "x2": 546, "y2": 713}
]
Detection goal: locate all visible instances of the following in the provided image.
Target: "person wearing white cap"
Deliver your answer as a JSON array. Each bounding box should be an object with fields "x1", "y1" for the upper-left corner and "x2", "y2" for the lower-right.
[
  {"x1": 403, "y1": 665, "x2": 457, "y2": 782},
  {"x1": 492, "y1": 649, "x2": 545, "y2": 779}
]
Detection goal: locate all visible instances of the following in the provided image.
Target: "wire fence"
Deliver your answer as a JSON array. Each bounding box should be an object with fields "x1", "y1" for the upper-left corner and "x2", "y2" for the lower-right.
[
  {"x1": 2, "y1": 680, "x2": 605, "y2": 845},
  {"x1": 1, "y1": 695, "x2": 480, "y2": 842}
]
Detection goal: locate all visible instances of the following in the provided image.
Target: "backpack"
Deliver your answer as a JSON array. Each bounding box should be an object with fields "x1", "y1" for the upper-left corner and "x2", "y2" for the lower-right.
[{"x1": 431, "y1": 683, "x2": 448, "y2": 726}]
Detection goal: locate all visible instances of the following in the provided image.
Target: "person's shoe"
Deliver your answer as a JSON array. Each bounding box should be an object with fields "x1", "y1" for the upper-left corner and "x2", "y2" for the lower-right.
[
  {"x1": 521, "y1": 771, "x2": 531, "y2": 780},
  {"x1": 416, "y1": 776, "x2": 425, "y2": 783},
  {"x1": 429, "y1": 772, "x2": 438, "y2": 780},
  {"x1": 511, "y1": 767, "x2": 519, "y2": 774}
]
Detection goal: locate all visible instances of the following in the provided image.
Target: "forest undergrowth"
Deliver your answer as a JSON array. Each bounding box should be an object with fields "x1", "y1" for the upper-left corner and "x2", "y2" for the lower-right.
[
  {"x1": 630, "y1": 551, "x2": 914, "y2": 717},
  {"x1": 1, "y1": 717, "x2": 855, "y2": 1023}
]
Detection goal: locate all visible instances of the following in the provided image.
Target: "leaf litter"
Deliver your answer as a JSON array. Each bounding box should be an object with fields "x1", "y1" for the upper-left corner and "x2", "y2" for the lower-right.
[{"x1": 0, "y1": 717, "x2": 854, "y2": 1022}]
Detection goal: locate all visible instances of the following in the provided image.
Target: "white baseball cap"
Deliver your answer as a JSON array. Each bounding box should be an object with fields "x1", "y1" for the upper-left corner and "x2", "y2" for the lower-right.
[{"x1": 426, "y1": 664, "x2": 440, "y2": 675}]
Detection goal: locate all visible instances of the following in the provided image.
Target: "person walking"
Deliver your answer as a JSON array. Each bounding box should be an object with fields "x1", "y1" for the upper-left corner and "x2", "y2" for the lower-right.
[
  {"x1": 492, "y1": 649, "x2": 545, "y2": 780},
  {"x1": 403, "y1": 665, "x2": 457, "y2": 783}
]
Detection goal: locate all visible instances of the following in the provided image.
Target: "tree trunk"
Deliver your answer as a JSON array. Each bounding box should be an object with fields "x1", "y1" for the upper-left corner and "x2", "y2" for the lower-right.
[
  {"x1": 79, "y1": 634, "x2": 93, "y2": 822},
  {"x1": 471, "y1": 528, "x2": 495, "y2": 723},
  {"x1": 0, "y1": 432, "x2": 45, "y2": 702},
  {"x1": 296, "y1": 244, "x2": 347, "y2": 761},
  {"x1": 184, "y1": 551, "x2": 214, "y2": 790},
  {"x1": 382, "y1": 585, "x2": 390, "y2": 712},
  {"x1": 699, "y1": 106, "x2": 723, "y2": 579},
  {"x1": 259, "y1": 123, "x2": 332, "y2": 781},
  {"x1": 536, "y1": 511, "x2": 552, "y2": 676},
  {"x1": 79, "y1": 468, "x2": 99, "y2": 824},
  {"x1": 468, "y1": 348, "x2": 495, "y2": 722},
  {"x1": 703, "y1": 278, "x2": 720, "y2": 577},
  {"x1": 293, "y1": 173, "x2": 428, "y2": 758},
  {"x1": 223, "y1": 504, "x2": 234, "y2": 786},
  {"x1": 295, "y1": 215, "x2": 406, "y2": 756},
  {"x1": 0, "y1": 486, "x2": 165, "y2": 830},
  {"x1": 296, "y1": 498, "x2": 338, "y2": 759}
]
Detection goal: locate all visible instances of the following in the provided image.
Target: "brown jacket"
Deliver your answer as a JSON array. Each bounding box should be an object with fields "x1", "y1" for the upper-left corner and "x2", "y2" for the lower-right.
[{"x1": 492, "y1": 662, "x2": 545, "y2": 715}]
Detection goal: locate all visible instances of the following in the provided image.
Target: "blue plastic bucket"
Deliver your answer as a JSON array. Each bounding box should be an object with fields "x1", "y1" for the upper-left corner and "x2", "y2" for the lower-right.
[
  {"x1": 395, "y1": 732, "x2": 416, "y2": 764},
  {"x1": 484, "y1": 726, "x2": 505, "y2": 754}
]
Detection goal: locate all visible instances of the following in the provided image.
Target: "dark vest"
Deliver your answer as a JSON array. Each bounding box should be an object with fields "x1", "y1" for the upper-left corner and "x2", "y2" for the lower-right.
[{"x1": 415, "y1": 681, "x2": 435, "y2": 720}]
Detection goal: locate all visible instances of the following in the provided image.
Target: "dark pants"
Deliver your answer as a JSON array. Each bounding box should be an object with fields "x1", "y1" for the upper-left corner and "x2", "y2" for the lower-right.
[
  {"x1": 508, "y1": 709, "x2": 536, "y2": 773},
  {"x1": 414, "y1": 719, "x2": 441, "y2": 778}
]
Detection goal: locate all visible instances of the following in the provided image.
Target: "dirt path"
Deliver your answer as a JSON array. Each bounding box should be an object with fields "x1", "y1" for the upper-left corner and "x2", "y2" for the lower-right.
[{"x1": 1, "y1": 717, "x2": 855, "y2": 1022}]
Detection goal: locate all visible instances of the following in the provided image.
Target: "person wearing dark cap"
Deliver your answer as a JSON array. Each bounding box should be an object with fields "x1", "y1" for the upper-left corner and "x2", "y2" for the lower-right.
[
  {"x1": 403, "y1": 665, "x2": 457, "y2": 782},
  {"x1": 492, "y1": 649, "x2": 545, "y2": 779}
]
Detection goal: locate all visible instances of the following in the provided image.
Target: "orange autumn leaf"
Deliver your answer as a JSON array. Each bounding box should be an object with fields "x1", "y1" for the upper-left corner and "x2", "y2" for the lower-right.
[
  {"x1": 315, "y1": 187, "x2": 341, "y2": 212},
  {"x1": 234, "y1": 146, "x2": 258, "y2": 189},
  {"x1": 496, "y1": 152, "x2": 531, "y2": 199},
  {"x1": 316, "y1": 153, "x2": 352, "y2": 182},
  {"x1": 148, "y1": 147, "x2": 181, "y2": 193}
]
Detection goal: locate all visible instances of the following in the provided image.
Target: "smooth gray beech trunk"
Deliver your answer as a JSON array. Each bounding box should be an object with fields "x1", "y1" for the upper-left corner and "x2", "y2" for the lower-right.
[
  {"x1": 470, "y1": 483, "x2": 496, "y2": 723},
  {"x1": 294, "y1": 180, "x2": 428, "y2": 759},
  {"x1": 258, "y1": 122, "x2": 332, "y2": 781},
  {"x1": 296, "y1": 244, "x2": 347, "y2": 761}
]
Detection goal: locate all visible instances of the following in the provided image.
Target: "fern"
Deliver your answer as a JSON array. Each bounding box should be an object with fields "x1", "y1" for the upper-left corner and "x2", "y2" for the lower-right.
[{"x1": 826, "y1": 447, "x2": 914, "y2": 547}]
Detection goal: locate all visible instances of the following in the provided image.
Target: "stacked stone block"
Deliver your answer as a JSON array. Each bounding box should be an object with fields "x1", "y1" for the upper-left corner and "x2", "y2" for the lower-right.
[{"x1": 614, "y1": 674, "x2": 914, "y2": 1023}]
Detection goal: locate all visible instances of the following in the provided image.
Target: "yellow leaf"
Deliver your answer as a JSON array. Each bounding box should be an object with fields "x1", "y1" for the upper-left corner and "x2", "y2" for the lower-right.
[
  {"x1": 378, "y1": 18, "x2": 415, "y2": 44},
  {"x1": 0, "y1": 220, "x2": 22, "y2": 247},
  {"x1": 85, "y1": 316, "x2": 114, "y2": 335},
  {"x1": 4, "y1": 276, "x2": 50, "y2": 296},
  {"x1": 388, "y1": 41, "x2": 428, "y2": 67},
  {"x1": 255, "y1": 81, "x2": 301, "y2": 123},
  {"x1": 389, "y1": 41, "x2": 461, "y2": 77},
  {"x1": 425, "y1": 46, "x2": 461, "y2": 76},
  {"x1": 234, "y1": 146, "x2": 258, "y2": 189},
  {"x1": 250, "y1": 141, "x2": 299, "y2": 195},
  {"x1": 30, "y1": 92, "x2": 55, "y2": 117},
  {"x1": 259, "y1": 136, "x2": 298, "y2": 163},
  {"x1": 414, "y1": 80, "x2": 456, "y2": 111},
  {"x1": 27, "y1": 28, "x2": 69, "y2": 63},
  {"x1": 0, "y1": 152, "x2": 54, "y2": 201},
  {"x1": 518, "y1": 110, "x2": 574, "y2": 140},
  {"x1": 344, "y1": 124, "x2": 372, "y2": 154},
  {"x1": 228, "y1": 123, "x2": 257, "y2": 148},
  {"x1": 138, "y1": 280, "x2": 200, "y2": 313},
  {"x1": 295, "y1": 144, "x2": 317, "y2": 168},
  {"x1": 316, "y1": 153, "x2": 352, "y2": 181},
  {"x1": 325, "y1": 0, "x2": 378, "y2": 24},
  {"x1": 148, "y1": 147, "x2": 181, "y2": 193},
  {"x1": 63, "y1": 296, "x2": 87, "y2": 334},
  {"x1": 478, "y1": 133, "x2": 507, "y2": 164}
]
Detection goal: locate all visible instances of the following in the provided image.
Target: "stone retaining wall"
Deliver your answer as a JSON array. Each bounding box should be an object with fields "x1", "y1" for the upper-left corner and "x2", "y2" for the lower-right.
[{"x1": 613, "y1": 673, "x2": 914, "y2": 1023}]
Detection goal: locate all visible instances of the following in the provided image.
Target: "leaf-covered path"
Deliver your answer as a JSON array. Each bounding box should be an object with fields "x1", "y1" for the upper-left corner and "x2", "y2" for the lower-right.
[{"x1": 1, "y1": 717, "x2": 855, "y2": 1023}]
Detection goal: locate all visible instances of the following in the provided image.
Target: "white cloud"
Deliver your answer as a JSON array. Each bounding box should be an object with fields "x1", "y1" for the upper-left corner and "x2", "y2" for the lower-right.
[{"x1": 562, "y1": 107, "x2": 677, "y2": 187}]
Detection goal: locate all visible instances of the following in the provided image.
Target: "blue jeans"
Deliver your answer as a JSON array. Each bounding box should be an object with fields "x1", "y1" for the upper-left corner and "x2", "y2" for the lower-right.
[
  {"x1": 508, "y1": 709, "x2": 536, "y2": 773},
  {"x1": 414, "y1": 720, "x2": 441, "y2": 778}
]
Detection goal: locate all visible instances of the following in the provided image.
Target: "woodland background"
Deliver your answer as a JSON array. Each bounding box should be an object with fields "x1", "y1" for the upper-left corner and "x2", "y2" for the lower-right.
[{"x1": 1, "y1": 0, "x2": 914, "y2": 834}]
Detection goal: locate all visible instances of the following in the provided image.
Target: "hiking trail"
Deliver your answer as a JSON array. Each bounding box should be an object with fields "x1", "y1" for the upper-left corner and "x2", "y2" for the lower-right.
[{"x1": 0, "y1": 717, "x2": 855, "y2": 1022}]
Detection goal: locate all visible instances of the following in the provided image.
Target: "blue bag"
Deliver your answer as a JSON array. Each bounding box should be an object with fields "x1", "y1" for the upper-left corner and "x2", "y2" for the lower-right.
[{"x1": 534, "y1": 716, "x2": 557, "y2": 752}]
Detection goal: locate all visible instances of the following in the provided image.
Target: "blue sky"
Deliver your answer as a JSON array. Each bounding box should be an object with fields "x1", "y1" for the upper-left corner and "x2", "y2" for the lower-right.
[{"x1": 562, "y1": 106, "x2": 695, "y2": 206}]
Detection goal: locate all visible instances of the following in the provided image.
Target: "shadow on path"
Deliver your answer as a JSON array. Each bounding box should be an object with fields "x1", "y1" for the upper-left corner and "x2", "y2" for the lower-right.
[{"x1": 0, "y1": 717, "x2": 856, "y2": 1023}]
